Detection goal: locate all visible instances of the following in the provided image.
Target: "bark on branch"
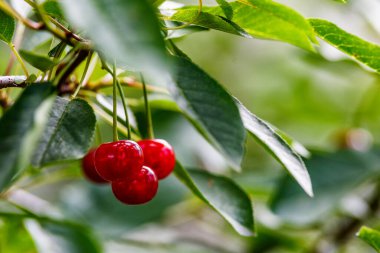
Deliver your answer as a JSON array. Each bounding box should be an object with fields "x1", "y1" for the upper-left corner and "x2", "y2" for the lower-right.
[{"x1": 0, "y1": 76, "x2": 27, "y2": 89}]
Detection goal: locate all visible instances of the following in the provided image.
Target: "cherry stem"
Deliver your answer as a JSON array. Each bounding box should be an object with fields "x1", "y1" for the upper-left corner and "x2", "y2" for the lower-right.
[
  {"x1": 140, "y1": 73, "x2": 154, "y2": 139},
  {"x1": 116, "y1": 78, "x2": 131, "y2": 140},
  {"x1": 72, "y1": 51, "x2": 93, "y2": 99},
  {"x1": 8, "y1": 43, "x2": 29, "y2": 78},
  {"x1": 112, "y1": 62, "x2": 119, "y2": 142}
]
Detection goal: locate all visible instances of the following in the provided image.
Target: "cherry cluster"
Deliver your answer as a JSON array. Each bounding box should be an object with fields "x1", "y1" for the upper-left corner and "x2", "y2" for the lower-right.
[{"x1": 81, "y1": 139, "x2": 175, "y2": 205}]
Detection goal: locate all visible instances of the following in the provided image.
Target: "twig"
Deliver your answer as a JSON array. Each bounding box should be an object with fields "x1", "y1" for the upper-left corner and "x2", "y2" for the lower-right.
[{"x1": 0, "y1": 76, "x2": 27, "y2": 89}]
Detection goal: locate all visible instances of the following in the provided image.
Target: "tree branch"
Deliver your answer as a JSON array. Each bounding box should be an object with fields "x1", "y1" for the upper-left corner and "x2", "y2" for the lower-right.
[{"x1": 0, "y1": 76, "x2": 27, "y2": 89}]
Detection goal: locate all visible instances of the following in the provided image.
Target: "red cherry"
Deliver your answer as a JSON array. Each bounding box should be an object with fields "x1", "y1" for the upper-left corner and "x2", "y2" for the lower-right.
[
  {"x1": 81, "y1": 148, "x2": 108, "y2": 184},
  {"x1": 137, "y1": 139, "x2": 175, "y2": 180},
  {"x1": 112, "y1": 166, "x2": 158, "y2": 205},
  {"x1": 94, "y1": 140, "x2": 144, "y2": 181}
]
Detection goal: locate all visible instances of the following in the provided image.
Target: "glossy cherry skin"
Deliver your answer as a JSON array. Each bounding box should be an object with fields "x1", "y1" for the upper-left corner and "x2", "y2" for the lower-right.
[
  {"x1": 81, "y1": 148, "x2": 108, "y2": 184},
  {"x1": 137, "y1": 139, "x2": 176, "y2": 180},
  {"x1": 94, "y1": 140, "x2": 144, "y2": 182},
  {"x1": 112, "y1": 166, "x2": 158, "y2": 205}
]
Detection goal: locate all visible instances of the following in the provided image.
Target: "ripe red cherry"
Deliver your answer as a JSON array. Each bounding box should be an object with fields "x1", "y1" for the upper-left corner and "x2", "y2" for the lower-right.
[
  {"x1": 112, "y1": 166, "x2": 158, "y2": 205},
  {"x1": 137, "y1": 139, "x2": 175, "y2": 180},
  {"x1": 94, "y1": 140, "x2": 144, "y2": 182},
  {"x1": 81, "y1": 148, "x2": 108, "y2": 184}
]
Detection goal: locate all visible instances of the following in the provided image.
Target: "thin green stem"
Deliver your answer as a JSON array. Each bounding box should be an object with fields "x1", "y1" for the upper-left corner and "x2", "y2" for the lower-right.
[
  {"x1": 116, "y1": 79, "x2": 131, "y2": 139},
  {"x1": 141, "y1": 73, "x2": 154, "y2": 139},
  {"x1": 8, "y1": 43, "x2": 29, "y2": 78},
  {"x1": 112, "y1": 62, "x2": 119, "y2": 142},
  {"x1": 72, "y1": 51, "x2": 93, "y2": 99}
]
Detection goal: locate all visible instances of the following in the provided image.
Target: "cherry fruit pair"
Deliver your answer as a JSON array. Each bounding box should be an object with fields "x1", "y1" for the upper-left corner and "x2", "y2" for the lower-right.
[{"x1": 81, "y1": 139, "x2": 175, "y2": 205}]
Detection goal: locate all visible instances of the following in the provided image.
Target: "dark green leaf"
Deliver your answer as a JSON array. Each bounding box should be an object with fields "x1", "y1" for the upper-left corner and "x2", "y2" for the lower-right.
[
  {"x1": 60, "y1": 0, "x2": 171, "y2": 82},
  {"x1": 309, "y1": 19, "x2": 380, "y2": 74},
  {"x1": 174, "y1": 163, "x2": 254, "y2": 236},
  {"x1": 0, "y1": 84, "x2": 53, "y2": 192},
  {"x1": 168, "y1": 56, "x2": 246, "y2": 170},
  {"x1": 169, "y1": 0, "x2": 317, "y2": 51},
  {"x1": 32, "y1": 97, "x2": 96, "y2": 168},
  {"x1": 216, "y1": 0, "x2": 233, "y2": 19},
  {"x1": 168, "y1": 10, "x2": 250, "y2": 38},
  {"x1": 0, "y1": 9, "x2": 15, "y2": 44},
  {"x1": 19, "y1": 50, "x2": 58, "y2": 71},
  {"x1": 236, "y1": 100, "x2": 313, "y2": 196},
  {"x1": 25, "y1": 220, "x2": 101, "y2": 253},
  {"x1": 357, "y1": 226, "x2": 380, "y2": 252},
  {"x1": 271, "y1": 149, "x2": 380, "y2": 224}
]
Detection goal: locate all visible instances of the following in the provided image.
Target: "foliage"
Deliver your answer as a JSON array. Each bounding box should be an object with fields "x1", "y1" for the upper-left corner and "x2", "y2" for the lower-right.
[{"x1": 0, "y1": 0, "x2": 379, "y2": 252}]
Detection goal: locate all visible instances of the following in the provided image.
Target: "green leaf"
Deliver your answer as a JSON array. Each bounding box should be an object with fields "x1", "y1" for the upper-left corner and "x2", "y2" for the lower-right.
[
  {"x1": 0, "y1": 218, "x2": 37, "y2": 253},
  {"x1": 216, "y1": 0, "x2": 233, "y2": 19},
  {"x1": 0, "y1": 84, "x2": 53, "y2": 192},
  {"x1": 60, "y1": 0, "x2": 171, "y2": 82},
  {"x1": 168, "y1": 10, "x2": 250, "y2": 38},
  {"x1": 166, "y1": 24, "x2": 208, "y2": 39},
  {"x1": 236, "y1": 100, "x2": 313, "y2": 196},
  {"x1": 19, "y1": 50, "x2": 58, "y2": 71},
  {"x1": 0, "y1": 9, "x2": 15, "y2": 44},
  {"x1": 271, "y1": 149, "x2": 380, "y2": 224},
  {"x1": 42, "y1": 0, "x2": 65, "y2": 21},
  {"x1": 169, "y1": 0, "x2": 316, "y2": 51},
  {"x1": 174, "y1": 162, "x2": 254, "y2": 236},
  {"x1": 357, "y1": 226, "x2": 380, "y2": 252},
  {"x1": 32, "y1": 97, "x2": 96, "y2": 168},
  {"x1": 168, "y1": 56, "x2": 246, "y2": 170},
  {"x1": 309, "y1": 19, "x2": 380, "y2": 74}
]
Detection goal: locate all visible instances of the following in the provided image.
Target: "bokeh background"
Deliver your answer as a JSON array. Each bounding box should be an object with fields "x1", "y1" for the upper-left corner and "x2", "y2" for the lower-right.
[{"x1": 1, "y1": 0, "x2": 380, "y2": 252}]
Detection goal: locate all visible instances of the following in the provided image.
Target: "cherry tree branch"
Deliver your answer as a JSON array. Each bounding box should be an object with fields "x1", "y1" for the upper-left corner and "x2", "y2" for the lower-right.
[{"x1": 0, "y1": 76, "x2": 27, "y2": 89}]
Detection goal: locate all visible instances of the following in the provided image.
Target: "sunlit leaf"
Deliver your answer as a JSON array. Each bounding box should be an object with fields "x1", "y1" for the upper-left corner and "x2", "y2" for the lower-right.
[
  {"x1": 357, "y1": 226, "x2": 380, "y2": 252},
  {"x1": 168, "y1": 0, "x2": 316, "y2": 51},
  {"x1": 309, "y1": 19, "x2": 380, "y2": 74}
]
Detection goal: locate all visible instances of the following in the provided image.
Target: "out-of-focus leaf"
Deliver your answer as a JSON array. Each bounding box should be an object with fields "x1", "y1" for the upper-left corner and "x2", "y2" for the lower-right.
[
  {"x1": 174, "y1": 163, "x2": 254, "y2": 236},
  {"x1": 309, "y1": 19, "x2": 380, "y2": 74},
  {"x1": 168, "y1": 10, "x2": 250, "y2": 38},
  {"x1": 169, "y1": 0, "x2": 316, "y2": 51},
  {"x1": 166, "y1": 24, "x2": 208, "y2": 39},
  {"x1": 0, "y1": 84, "x2": 52, "y2": 192},
  {"x1": 168, "y1": 56, "x2": 246, "y2": 170},
  {"x1": 236, "y1": 100, "x2": 313, "y2": 196},
  {"x1": 32, "y1": 97, "x2": 96, "y2": 168},
  {"x1": 25, "y1": 220, "x2": 101, "y2": 253},
  {"x1": 19, "y1": 50, "x2": 58, "y2": 71},
  {"x1": 357, "y1": 226, "x2": 380, "y2": 252},
  {"x1": 0, "y1": 9, "x2": 15, "y2": 44},
  {"x1": 42, "y1": 0, "x2": 65, "y2": 21},
  {"x1": 0, "y1": 218, "x2": 36, "y2": 253},
  {"x1": 216, "y1": 0, "x2": 233, "y2": 19},
  {"x1": 271, "y1": 149, "x2": 380, "y2": 224},
  {"x1": 60, "y1": 0, "x2": 171, "y2": 82}
]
